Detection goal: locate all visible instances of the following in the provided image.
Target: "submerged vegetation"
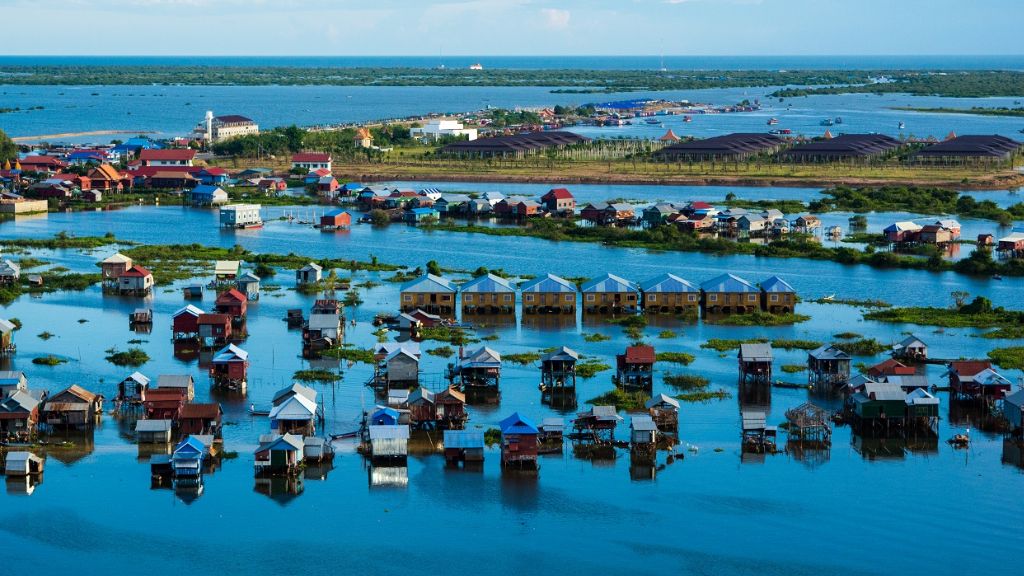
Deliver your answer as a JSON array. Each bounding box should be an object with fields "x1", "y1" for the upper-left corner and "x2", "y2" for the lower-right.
[
  {"x1": 32, "y1": 355, "x2": 67, "y2": 366},
  {"x1": 503, "y1": 352, "x2": 542, "y2": 365},
  {"x1": 587, "y1": 388, "x2": 648, "y2": 411},
  {"x1": 655, "y1": 352, "x2": 695, "y2": 365},
  {"x1": 810, "y1": 186, "x2": 1024, "y2": 225},
  {"x1": 663, "y1": 373, "x2": 710, "y2": 390},
  {"x1": 831, "y1": 338, "x2": 888, "y2": 356},
  {"x1": 576, "y1": 360, "x2": 612, "y2": 379},
  {"x1": 105, "y1": 347, "x2": 150, "y2": 367},
  {"x1": 864, "y1": 296, "x2": 1024, "y2": 338},
  {"x1": 321, "y1": 346, "x2": 375, "y2": 364},
  {"x1": 709, "y1": 312, "x2": 811, "y2": 326},
  {"x1": 293, "y1": 369, "x2": 342, "y2": 383},
  {"x1": 988, "y1": 347, "x2": 1024, "y2": 370}
]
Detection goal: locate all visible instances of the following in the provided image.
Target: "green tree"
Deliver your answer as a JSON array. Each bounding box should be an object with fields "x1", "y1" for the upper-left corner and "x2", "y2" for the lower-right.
[
  {"x1": 426, "y1": 260, "x2": 442, "y2": 276},
  {"x1": 0, "y1": 129, "x2": 15, "y2": 162}
]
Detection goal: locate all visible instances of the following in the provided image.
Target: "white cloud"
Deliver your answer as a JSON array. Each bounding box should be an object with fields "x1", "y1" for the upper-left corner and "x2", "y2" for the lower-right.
[{"x1": 540, "y1": 8, "x2": 571, "y2": 29}]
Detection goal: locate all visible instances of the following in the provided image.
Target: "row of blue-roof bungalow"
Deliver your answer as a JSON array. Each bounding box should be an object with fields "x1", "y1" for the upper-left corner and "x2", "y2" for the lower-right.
[{"x1": 398, "y1": 272, "x2": 795, "y2": 316}]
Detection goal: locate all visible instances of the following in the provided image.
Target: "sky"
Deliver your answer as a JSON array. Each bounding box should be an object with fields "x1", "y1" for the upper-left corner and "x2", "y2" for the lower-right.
[{"x1": 2, "y1": 0, "x2": 1021, "y2": 57}]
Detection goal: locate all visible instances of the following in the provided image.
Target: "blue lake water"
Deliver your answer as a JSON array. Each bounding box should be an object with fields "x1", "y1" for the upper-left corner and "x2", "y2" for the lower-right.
[
  {"x1": 0, "y1": 203, "x2": 1022, "y2": 575},
  {"x1": 3, "y1": 84, "x2": 1024, "y2": 143}
]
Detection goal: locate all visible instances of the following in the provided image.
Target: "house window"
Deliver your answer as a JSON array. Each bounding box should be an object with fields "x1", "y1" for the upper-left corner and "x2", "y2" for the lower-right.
[
  {"x1": 441, "y1": 295, "x2": 451, "y2": 302},
  {"x1": 565, "y1": 294, "x2": 572, "y2": 302},
  {"x1": 465, "y1": 294, "x2": 474, "y2": 303},
  {"x1": 403, "y1": 294, "x2": 411, "y2": 302},
  {"x1": 748, "y1": 294, "x2": 756, "y2": 302},
  {"x1": 709, "y1": 294, "x2": 718, "y2": 302},
  {"x1": 648, "y1": 294, "x2": 657, "y2": 303},
  {"x1": 770, "y1": 294, "x2": 778, "y2": 302},
  {"x1": 503, "y1": 294, "x2": 511, "y2": 302},
  {"x1": 525, "y1": 294, "x2": 534, "y2": 302},
  {"x1": 586, "y1": 294, "x2": 595, "y2": 302},
  {"x1": 688, "y1": 294, "x2": 697, "y2": 302}
]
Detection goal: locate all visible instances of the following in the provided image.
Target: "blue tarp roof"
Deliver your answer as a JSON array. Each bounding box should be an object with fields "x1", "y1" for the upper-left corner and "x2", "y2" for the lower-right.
[
  {"x1": 639, "y1": 273, "x2": 698, "y2": 293},
  {"x1": 700, "y1": 273, "x2": 756, "y2": 293},
  {"x1": 581, "y1": 273, "x2": 637, "y2": 294},
  {"x1": 460, "y1": 273, "x2": 515, "y2": 293},
  {"x1": 519, "y1": 273, "x2": 576, "y2": 294},
  {"x1": 760, "y1": 275, "x2": 795, "y2": 293},
  {"x1": 500, "y1": 412, "x2": 538, "y2": 435}
]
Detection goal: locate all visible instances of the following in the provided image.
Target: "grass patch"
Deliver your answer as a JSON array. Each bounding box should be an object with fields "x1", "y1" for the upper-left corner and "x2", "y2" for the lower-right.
[
  {"x1": 32, "y1": 355, "x2": 67, "y2": 366},
  {"x1": 105, "y1": 347, "x2": 150, "y2": 367},
  {"x1": 576, "y1": 360, "x2": 611, "y2": 379},
  {"x1": 657, "y1": 330, "x2": 677, "y2": 339},
  {"x1": 771, "y1": 339, "x2": 822, "y2": 350},
  {"x1": 701, "y1": 338, "x2": 769, "y2": 352},
  {"x1": 676, "y1": 389, "x2": 731, "y2": 402},
  {"x1": 663, "y1": 373, "x2": 709, "y2": 390},
  {"x1": 37, "y1": 331, "x2": 55, "y2": 340},
  {"x1": 709, "y1": 312, "x2": 810, "y2": 326},
  {"x1": 833, "y1": 332, "x2": 862, "y2": 340},
  {"x1": 8, "y1": 318, "x2": 21, "y2": 330},
  {"x1": 426, "y1": 346, "x2": 455, "y2": 358},
  {"x1": 583, "y1": 332, "x2": 610, "y2": 343},
  {"x1": 293, "y1": 369, "x2": 342, "y2": 383},
  {"x1": 504, "y1": 352, "x2": 541, "y2": 365},
  {"x1": 988, "y1": 347, "x2": 1024, "y2": 370},
  {"x1": 417, "y1": 326, "x2": 479, "y2": 345},
  {"x1": 321, "y1": 346, "x2": 374, "y2": 364},
  {"x1": 813, "y1": 297, "x2": 891, "y2": 308},
  {"x1": 831, "y1": 338, "x2": 887, "y2": 356},
  {"x1": 587, "y1": 388, "x2": 647, "y2": 411},
  {"x1": 656, "y1": 351, "x2": 695, "y2": 365},
  {"x1": 484, "y1": 428, "x2": 502, "y2": 447},
  {"x1": 864, "y1": 297, "x2": 1024, "y2": 330},
  {"x1": 781, "y1": 364, "x2": 807, "y2": 374}
]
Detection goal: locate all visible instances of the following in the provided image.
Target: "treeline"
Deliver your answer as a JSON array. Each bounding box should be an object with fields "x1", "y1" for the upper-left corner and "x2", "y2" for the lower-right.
[
  {"x1": 211, "y1": 124, "x2": 415, "y2": 157},
  {"x1": 890, "y1": 106, "x2": 1024, "y2": 117},
  {"x1": 769, "y1": 71, "x2": 1024, "y2": 98},
  {"x1": 810, "y1": 186, "x2": 1024, "y2": 226},
  {"x1": 0, "y1": 66, "x2": 880, "y2": 92}
]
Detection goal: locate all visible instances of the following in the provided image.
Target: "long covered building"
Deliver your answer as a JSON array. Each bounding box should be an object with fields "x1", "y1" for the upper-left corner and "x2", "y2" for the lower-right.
[
  {"x1": 779, "y1": 133, "x2": 902, "y2": 163},
  {"x1": 913, "y1": 134, "x2": 1022, "y2": 164},
  {"x1": 653, "y1": 133, "x2": 784, "y2": 162},
  {"x1": 439, "y1": 131, "x2": 589, "y2": 158}
]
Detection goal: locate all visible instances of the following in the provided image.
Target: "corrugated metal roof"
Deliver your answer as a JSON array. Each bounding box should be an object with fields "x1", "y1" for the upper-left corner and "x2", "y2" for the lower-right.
[
  {"x1": 269, "y1": 394, "x2": 317, "y2": 420},
  {"x1": 631, "y1": 415, "x2": 658, "y2": 432},
  {"x1": 863, "y1": 382, "x2": 906, "y2": 401},
  {"x1": 136, "y1": 419, "x2": 173, "y2": 432},
  {"x1": 700, "y1": 273, "x2": 756, "y2": 293},
  {"x1": 580, "y1": 273, "x2": 637, "y2": 294},
  {"x1": 520, "y1": 273, "x2": 576, "y2": 294},
  {"x1": 759, "y1": 275, "x2": 795, "y2": 293},
  {"x1": 739, "y1": 343, "x2": 773, "y2": 361},
  {"x1": 645, "y1": 393, "x2": 680, "y2": 409},
  {"x1": 443, "y1": 430, "x2": 484, "y2": 449},
  {"x1": 213, "y1": 343, "x2": 248, "y2": 363},
  {"x1": 808, "y1": 344, "x2": 850, "y2": 361},
  {"x1": 639, "y1": 273, "x2": 698, "y2": 293},
  {"x1": 369, "y1": 425, "x2": 410, "y2": 440},
  {"x1": 500, "y1": 412, "x2": 538, "y2": 435},
  {"x1": 540, "y1": 417, "x2": 565, "y2": 430},
  {"x1": 459, "y1": 273, "x2": 515, "y2": 293},
  {"x1": 273, "y1": 383, "x2": 316, "y2": 405},
  {"x1": 157, "y1": 375, "x2": 193, "y2": 389},
  {"x1": 461, "y1": 346, "x2": 501, "y2": 367},
  {"x1": 308, "y1": 313, "x2": 341, "y2": 330},
  {"x1": 401, "y1": 273, "x2": 457, "y2": 293},
  {"x1": 541, "y1": 346, "x2": 579, "y2": 362}
]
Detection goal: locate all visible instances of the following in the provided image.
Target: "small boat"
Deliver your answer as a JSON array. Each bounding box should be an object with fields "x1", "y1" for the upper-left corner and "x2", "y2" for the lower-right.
[
  {"x1": 992, "y1": 274, "x2": 1003, "y2": 281},
  {"x1": 249, "y1": 404, "x2": 270, "y2": 417},
  {"x1": 834, "y1": 117, "x2": 843, "y2": 124},
  {"x1": 682, "y1": 115, "x2": 692, "y2": 122},
  {"x1": 644, "y1": 118, "x2": 660, "y2": 125},
  {"x1": 331, "y1": 431, "x2": 359, "y2": 440},
  {"x1": 898, "y1": 121, "x2": 905, "y2": 130},
  {"x1": 767, "y1": 117, "x2": 779, "y2": 125},
  {"x1": 948, "y1": 433, "x2": 970, "y2": 448},
  {"x1": 820, "y1": 118, "x2": 834, "y2": 126},
  {"x1": 822, "y1": 293, "x2": 836, "y2": 301}
]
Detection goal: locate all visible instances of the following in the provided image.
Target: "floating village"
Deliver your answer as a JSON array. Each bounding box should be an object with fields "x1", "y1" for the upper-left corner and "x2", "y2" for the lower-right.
[{"x1": 0, "y1": 98, "x2": 1022, "y2": 518}]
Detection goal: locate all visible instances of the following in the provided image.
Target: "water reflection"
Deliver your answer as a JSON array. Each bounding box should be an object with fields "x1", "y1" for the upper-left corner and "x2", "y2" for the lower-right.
[
  {"x1": 254, "y1": 475, "x2": 304, "y2": 505},
  {"x1": 852, "y1": 436, "x2": 906, "y2": 461},
  {"x1": 786, "y1": 442, "x2": 830, "y2": 469},
  {"x1": 6, "y1": 474, "x2": 43, "y2": 496},
  {"x1": 368, "y1": 464, "x2": 408, "y2": 489},
  {"x1": 1001, "y1": 438, "x2": 1024, "y2": 470}
]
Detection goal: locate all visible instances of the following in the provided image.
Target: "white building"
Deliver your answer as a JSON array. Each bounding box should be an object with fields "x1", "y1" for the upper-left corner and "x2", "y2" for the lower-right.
[
  {"x1": 410, "y1": 120, "x2": 478, "y2": 142},
  {"x1": 195, "y1": 111, "x2": 260, "y2": 143},
  {"x1": 220, "y1": 204, "x2": 263, "y2": 228}
]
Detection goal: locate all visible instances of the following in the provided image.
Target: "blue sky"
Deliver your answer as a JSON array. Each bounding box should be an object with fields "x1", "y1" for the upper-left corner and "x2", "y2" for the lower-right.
[{"x1": 4, "y1": 0, "x2": 1021, "y2": 56}]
